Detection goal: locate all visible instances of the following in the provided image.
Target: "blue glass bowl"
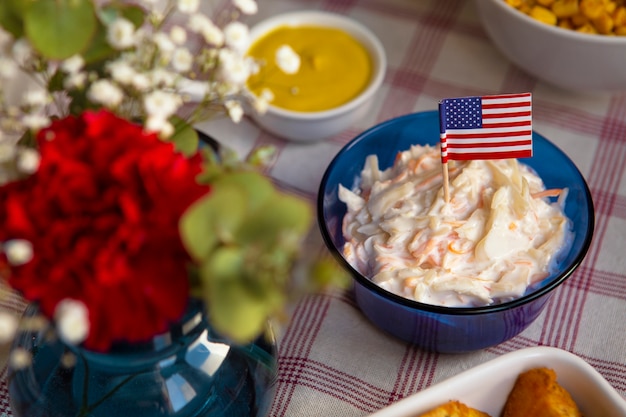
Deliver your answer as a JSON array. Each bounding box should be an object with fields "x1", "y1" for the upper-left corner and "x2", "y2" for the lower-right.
[{"x1": 317, "y1": 111, "x2": 595, "y2": 353}]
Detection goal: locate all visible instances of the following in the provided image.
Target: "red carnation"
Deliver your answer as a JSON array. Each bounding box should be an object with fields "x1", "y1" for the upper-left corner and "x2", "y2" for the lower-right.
[{"x1": 0, "y1": 110, "x2": 210, "y2": 351}]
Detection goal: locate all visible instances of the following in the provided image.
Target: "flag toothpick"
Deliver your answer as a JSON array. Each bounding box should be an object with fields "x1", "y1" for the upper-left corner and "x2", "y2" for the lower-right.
[{"x1": 438, "y1": 92, "x2": 533, "y2": 203}]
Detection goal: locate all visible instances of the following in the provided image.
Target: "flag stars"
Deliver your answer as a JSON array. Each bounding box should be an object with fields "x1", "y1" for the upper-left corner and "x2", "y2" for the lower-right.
[{"x1": 443, "y1": 97, "x2": 482, "y2": 129}]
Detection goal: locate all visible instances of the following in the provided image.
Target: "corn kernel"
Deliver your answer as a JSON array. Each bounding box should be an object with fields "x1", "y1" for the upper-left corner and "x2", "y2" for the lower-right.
[
  {"x1": 580, "y1": 0, "x2": 605, "y2": 19},
  {"x1": 537, "y1": 0, "x2": 556, "y2": 6},
  {"x1": 558, "y1": 18, "x2": 575, "y2": 28},
  {"x1": 593, "y1": 13, "x2": 615, "y2": 32},
  {"x1": 551, "y1": 0, "x2": 580, "y2": 17},
  {"x1": 615, "y1": 25, "x2": 626, "y2": 34},
  {"x1": 571, "y1": 12, "x2": 590, "y2": 25},
  {"x1": 530, "y1": 5, "x2": 559, "y2": 23},
  {"x1": 577, "y1": 22, "x2": 599, "y2": 32},
  {"x1": 605, "y1": 2, "x2": 617, "y2": 14},
  {"x1": 506, "y1": 0, "x2": 524, "y2": 7},
  {"x1": 613, "y1": 6, "x2": 626, "y2": 26}
]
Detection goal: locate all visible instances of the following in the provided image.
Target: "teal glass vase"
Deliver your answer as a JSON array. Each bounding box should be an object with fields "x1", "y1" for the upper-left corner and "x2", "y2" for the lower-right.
[{"x1": 7, "y1": 299, "x2": 277, "y2": 417}]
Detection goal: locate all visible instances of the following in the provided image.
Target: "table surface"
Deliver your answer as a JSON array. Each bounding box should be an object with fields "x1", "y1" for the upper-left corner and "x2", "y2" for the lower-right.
[{"x1": 2, "y1": 0, "x2": 626, "y2": 416}]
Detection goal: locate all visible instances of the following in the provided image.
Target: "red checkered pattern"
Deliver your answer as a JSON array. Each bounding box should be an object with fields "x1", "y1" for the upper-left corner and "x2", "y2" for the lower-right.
[{"x1": 2, "y1": 0, "x2": 626, "y2": 415}]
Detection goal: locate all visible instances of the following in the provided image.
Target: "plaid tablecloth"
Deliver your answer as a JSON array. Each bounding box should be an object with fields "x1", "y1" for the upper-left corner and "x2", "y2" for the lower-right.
[{"x1": 2, "y1": 0, "x2": 626, "y2": 416}]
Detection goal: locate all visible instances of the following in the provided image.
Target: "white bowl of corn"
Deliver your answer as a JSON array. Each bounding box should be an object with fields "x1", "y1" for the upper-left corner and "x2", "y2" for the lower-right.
[{"x1": 474, "y1": 0, "x2": 626, "y2": 93}]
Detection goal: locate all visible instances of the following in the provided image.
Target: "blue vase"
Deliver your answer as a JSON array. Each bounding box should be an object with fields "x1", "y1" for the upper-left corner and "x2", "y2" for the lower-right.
[{"x1": 7, "y1": 300, "x2": 277, "y2": 417}]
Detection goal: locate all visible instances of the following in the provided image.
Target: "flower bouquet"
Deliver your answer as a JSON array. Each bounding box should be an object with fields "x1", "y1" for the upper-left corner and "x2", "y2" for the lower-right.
[{"x1": 0, "y1": 0, "x2": 347, "y2": 415}]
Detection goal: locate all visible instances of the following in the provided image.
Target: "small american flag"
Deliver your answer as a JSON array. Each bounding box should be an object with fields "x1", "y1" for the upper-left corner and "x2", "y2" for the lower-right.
[{"x1": 438, "y1": 93, "x2": 532, "y2": 163}]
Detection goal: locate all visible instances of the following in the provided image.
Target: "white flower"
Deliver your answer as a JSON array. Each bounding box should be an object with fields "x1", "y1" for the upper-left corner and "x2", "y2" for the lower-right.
[
  {"x1": 0, "y1": 141, "x2": 17, "y2": 163},
  {"x1": 11, "y1": 39, "x2": 33, "y2": 66},
  {"x1": 87, "y1": 79, "x2": 124, "y2": 107},
  {"x1": 54, "y1": 299, "x2": 89, "y2": 345},
  {"x1": 225, "y1": 100, "x2": 244, "y2": 123},
  {"x1": 177, "y1": 0, "x2": 200, "y2": 13},
  {"x1": 172, "y1": 48, "x2": 193, "y2": 72},
  {"x1": 61, "y1": 55, "x2": 85, "y2": 74},
  {"x1": 107, "y1": 18, "x2": 136, "y2": 50},
  {"x1": 131, "y1": 73, "x2": 151, "y2": 91},
  {"x1": 22, "y1": 89, "x2": 50, "y2": 107},
  {"x1": 253, "y1": 88, "x2": 274, "y2": 113},
  {"x1": 107, "y1": 60, "x2": 136, "y2": 85},
  {"x1": 189, "y1": 15, "x2": 224, "y2": 46},
  {"x1": 3, "y1": 239, "x2": 33, "y2": 266},
  {"x1": 153, "y1": 32, "x2": 175, "y2": 56},
  {"x1": 223, "y1": 21, "x2": 250, "y2": 52},
  {"x1": 0, "y1": 312, "x2": 18, "y2": 344},
  {"x1": 276, "y1": 45, "x2": 300, "y2": 74},
  {"x1": 22, "y1": 113, "x2": 51, "y2": 131},
  {"x1": 149, "y1": 68, "x2": 176, "y2": 87},
  {"x1": 218, "y1": 50, "x2": 251, "y2": 85},
  {"x1": 233, "y1": 0, "x2": 258, "y2": 15},
  {"x1": 144, "y1": 90, "x2": 182, "y2": 119},
  {"x1": 145, "y1": 116, "x2": 174, "y2": 138},
  {"x1": 0, "y1": 57, "x2": 17, "y2": 79},
  {"x1": 64, "y1": 72, "x2": 87, "y2": 89},
  {"x1": 0, "y1": 27, "x2": 13, "y2": 49},
  {"x1": 170, "y1": 26, "x2": 187, "y2": 45},
  {"x1": 17, "y1": 147, "x2": 41, "y2": 174}
]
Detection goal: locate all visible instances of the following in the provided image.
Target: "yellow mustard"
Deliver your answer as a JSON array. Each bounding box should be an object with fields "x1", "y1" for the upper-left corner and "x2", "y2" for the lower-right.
[{"x1": 246, "y1": 25, "x2": 373, "y2": 112}]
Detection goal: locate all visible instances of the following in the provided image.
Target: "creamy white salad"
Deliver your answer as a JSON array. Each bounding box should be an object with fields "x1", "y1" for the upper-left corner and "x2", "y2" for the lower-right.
[{"x1": 339, "y1": 144, "x2": 571, "y2": 307}]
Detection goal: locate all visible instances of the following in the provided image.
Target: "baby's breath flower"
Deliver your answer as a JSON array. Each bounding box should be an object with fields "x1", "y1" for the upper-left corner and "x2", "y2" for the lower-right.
[
  {"x1": 153, "y1": 32, "x2": 175, "y2": 56},
  {"x1": 145, "y1": 115, "x2": 174, "y2": 138},
  {"x1": 189, "y1": 14, "x2": 224, "y2": 46},
  {"x1": 169, "y1": 26, "x2": 187, "y2": 45},
  {"x1": 61, "y1": 55, "x2": 85, "y2": 74},
  {"x1": 11, "y1": 39, "x2": 33, "y2": 66},
  {"x1": 22, "y1": 113, "x2": 50, "y2": 131},
  {"x1": 233, "y1": 0, "x2": 258, "y2": 15},
  {"x1": 223, "y1": 21, "x2": 249, "y2": 52},
  {"x1": 87, "y1": 79, "x2": 124, "y2": 108},
  {"x1": 16, "y1": 147, "x2": 41, "y2": 174},
  {"x1": 225, "y1": 100, "x2": 243, "y2": 123},
  {"x1": 107, "y1": 60, "x2": 136, "y2": 85},
  {"x1": 253, "y1": 88, "x2": 274, "y2": 113},
  {"x1": 144, "y1": 90, "x2": 181, "y2": 119},
  {"x1": 0, "y1": 27, "x2": 13, "y2": 49},
  {"x1": 149, "y1": 68, "x2": 176, "y2": 88},
  {"x1": 177, "y1": 0, "x2": 200, "y2": 14},
  {"x1": 172, "y1": 48, "x2": 193, "y2": 72},
  {"x1": 0, "y1": 56, "x2": 17, "y2": 78},
  {"x1": 132, "y1": 73, "x2": 151, "y2": 91},
  {"x1": 64, "y1": 72, "x2": 87, "y2": 89},
  {"x1": 0, "y1": 311, "x2": 18, "y2": 344},
  {"x1": 107, "y1": 18, "x2": 136, "y2": 50},
  {"x1": 218, "y1": 49, "x2": 251, "y2": 85},
  {"x1": 54, "y1": 299, "x2": 89, "y2": 345},
  {"x1": 0, "y1": 140, "x2": 16, "y2": 163},
  {"x1": 3, "y1": 239, "x2": 33, "y2": 266},
  {"x1": 276, "y1": 45, "x2": 300, "y2": 74},
  {"x1": 22, "y1": 89, "x2": 50, "y2": 108}
]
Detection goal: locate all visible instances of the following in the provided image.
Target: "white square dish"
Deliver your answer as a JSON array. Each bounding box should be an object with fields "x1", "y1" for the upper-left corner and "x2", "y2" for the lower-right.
[{"x1": 368, "y1": 346, "x2": 626, "y2": 417}]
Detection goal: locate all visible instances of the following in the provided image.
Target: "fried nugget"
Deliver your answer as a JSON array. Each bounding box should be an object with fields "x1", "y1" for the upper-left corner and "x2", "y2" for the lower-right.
[
  {"x1": 501, "y1": 367, "x2": 583, "y2": 417},
  {"x1": 417, "y1": 400, "x2": 492, "y2": 417}
]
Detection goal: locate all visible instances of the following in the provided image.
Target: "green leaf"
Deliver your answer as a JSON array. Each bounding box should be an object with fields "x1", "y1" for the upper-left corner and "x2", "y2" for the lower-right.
[
  {"x1": 169, "y1": 118, "x2": 200, "y2": 156},
  {"x1": 179, "y1": 186, "x2": 246, "y2": 262},
  {"x1": 213, "y1": 171, "x2": 275, "y2": 213},
  {"x1": 98, "y1": 3, "x2": 145, "y2": 28},
  {"x1": 81, "y1": 21, "x2": 116, "y2": 64},
  {"x1": 201, "y1": 248, "x2": 281, "y2": 344},
  {"x1": 24, "y1": 0, "x2": 97, "y2": 59},
  {"x1": 237, "y1": 192, "x2": 312, "y2": 248},
  {"x1": 0, "y1": 0, "x2": 25, "y2": 38}
]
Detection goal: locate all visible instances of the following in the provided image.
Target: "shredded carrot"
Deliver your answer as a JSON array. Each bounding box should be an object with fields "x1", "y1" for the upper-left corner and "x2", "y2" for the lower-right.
[{"x1": 531, "y1": 188, "x2": 563, "y2": 199}]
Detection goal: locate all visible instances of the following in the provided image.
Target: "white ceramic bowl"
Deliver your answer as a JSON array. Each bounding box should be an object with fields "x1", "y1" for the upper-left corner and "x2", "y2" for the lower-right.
[
  {"x1": 368, "y1": 347, "x2": 626, "y2": 417},
  {"x1": 474, "y1": 0, "x2": 626, "y2": 93},
  {"x1": 246, "y1": 11, "x2": 386, "y2": 142}
]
